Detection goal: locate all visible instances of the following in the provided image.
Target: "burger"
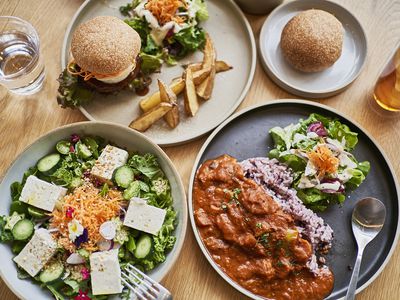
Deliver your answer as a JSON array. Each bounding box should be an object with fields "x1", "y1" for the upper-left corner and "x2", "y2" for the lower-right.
[{"x1": 57, "y1": 16, "x2": 147, "y2": 108}]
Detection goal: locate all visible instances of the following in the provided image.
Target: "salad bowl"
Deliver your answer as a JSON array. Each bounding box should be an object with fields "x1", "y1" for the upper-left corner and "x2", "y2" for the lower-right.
[{"x1": 0, "y1": 121, "x2": 187, "y2": 300}]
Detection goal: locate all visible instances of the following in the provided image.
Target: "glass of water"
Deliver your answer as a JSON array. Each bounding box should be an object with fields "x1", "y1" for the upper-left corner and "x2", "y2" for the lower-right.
[{"x1": 0, "y1": 16, "x2": 45, "y2": 95}]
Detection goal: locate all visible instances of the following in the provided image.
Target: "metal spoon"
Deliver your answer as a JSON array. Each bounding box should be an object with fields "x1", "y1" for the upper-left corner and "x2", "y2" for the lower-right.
[{"x1": 345, "y1": 197, "x2": 386, "y2": 300}]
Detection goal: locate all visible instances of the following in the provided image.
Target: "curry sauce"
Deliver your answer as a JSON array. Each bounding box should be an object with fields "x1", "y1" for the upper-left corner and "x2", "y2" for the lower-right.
[{"x1": 193, "y1": 155, "x2": 334, "y2": 300}]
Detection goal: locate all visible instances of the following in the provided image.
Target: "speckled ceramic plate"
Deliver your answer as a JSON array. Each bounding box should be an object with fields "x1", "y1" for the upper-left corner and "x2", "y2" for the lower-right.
[
  {"x1": 61, "y1": 0, "x2": 256, "y2": 146},
  {"x1": 188, "y1": 100, "x2": 399, "y2": 300},
  {"x1": 0, "y1": 121, "x2": 187, "y2": 300},
  {"x1": 259, "y1": 0, "x2": 367, "y2": 98}
]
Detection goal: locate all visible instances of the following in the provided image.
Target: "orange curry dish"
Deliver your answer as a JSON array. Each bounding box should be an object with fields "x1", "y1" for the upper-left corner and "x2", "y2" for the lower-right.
[{"x1": 193, "y1": 155, "x2": 334, "y2": 300}]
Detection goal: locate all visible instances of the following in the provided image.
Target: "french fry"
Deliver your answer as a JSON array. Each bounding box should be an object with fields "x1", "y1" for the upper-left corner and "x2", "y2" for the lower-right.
[
  {"x1": 215, "y1": 60, "x2": 233, "y2": 72},
  {"x1": 193, "y1": 68, "x2": 211, "y2": 85},
  {"x1": 158, "y1": 79, "x2": 179, "y2": 129},
  {"x1": 183, "y1": 68, "x2": 199, "y2": 117},
  {"x1": 129, "y1": 102, "x2": 173, "y2": 132},
  {"x1": 140, "y1": 79, "x2": 185, "y2": 112},
  {"x1": 196, "y1": 35, "x2": 216, "y2": 100},
  {"x1": 186, "y1": 60, "x2": 233, "y2": 73}
]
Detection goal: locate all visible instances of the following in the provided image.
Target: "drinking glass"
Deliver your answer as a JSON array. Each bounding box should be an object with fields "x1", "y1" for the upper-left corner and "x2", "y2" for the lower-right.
[
  {"x1": 0, "y1": 16, "x2": 45, "y2": 95},
  {"x1": 373, "y1": 43, "x2": 400, "y2": 112}
]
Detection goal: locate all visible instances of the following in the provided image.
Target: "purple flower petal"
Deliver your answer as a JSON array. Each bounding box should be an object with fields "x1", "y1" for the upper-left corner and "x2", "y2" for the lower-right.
[
  {"x1": 70, "y1": 134, "x2": 80, "y2": 143},
  {"x1": 74, "y1": 228, "x2": 88, "y2": 248}
]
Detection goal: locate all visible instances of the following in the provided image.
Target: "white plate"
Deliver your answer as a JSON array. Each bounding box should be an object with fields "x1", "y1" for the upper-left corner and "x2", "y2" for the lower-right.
[
  {"x1": 259, "y1": 0, "x2": 367, "y2": 98},
  {"x1": 61, "y1": 0, "x2": 256, "y2": 146},
  {"x1": 0, "y1": 122, "x2": 187, "y2": 300}
]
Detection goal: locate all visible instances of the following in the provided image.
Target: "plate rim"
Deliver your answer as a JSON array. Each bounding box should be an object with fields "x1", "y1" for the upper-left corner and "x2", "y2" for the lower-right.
[
  {"x1": 60, "y1": 0, "x2": 257, "y2": 146},
  {"x1": 0, "y1": 121, "x2": 188, "y2": 300},
  {"x1": 187, "y1": 99, "x2": 400, "y2": 300},
  {"x1": 259, "y1": 0, "x2": 368, "y2": 98}
]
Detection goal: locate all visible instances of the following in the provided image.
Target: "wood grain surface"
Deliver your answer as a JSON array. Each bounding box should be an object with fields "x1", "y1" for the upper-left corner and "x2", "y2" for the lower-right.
[{"x1": 1, "y1": 0, "x2": 400, "y2": 299}]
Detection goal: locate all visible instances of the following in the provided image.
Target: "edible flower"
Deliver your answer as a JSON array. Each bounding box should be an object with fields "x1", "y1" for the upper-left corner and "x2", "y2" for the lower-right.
[
  {"x1": 68, "y1": 219, "x2": 84, "y2": 242},
  {"x1": 66, "y1": 207, "x2": 75, "y2": 218},
  {"x1": 307, "y1": 121, "x2": 328, "y2": 137},
  {"x1": 69, "y1": 145, "x2": 75, "y2": 153},
  {"x1": 74, "y1": 228, "x2": 89, "y2": 248},
  {"x1": 74, "y1": 290, "x2": 91, "y2": 300},
  {"x1": 81, "y1": 267, "x2": 90, "y2": 280}
]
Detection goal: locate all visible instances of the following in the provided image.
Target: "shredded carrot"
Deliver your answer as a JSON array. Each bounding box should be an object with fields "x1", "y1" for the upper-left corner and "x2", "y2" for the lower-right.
[
  {"x1": 50, "y1": 181, "x2": 124, "y2": 252},
  {"x1": 67, "y1": 60, "x2": 132, "y2": 81},
  {"x1": 308, "y1": 145, "x2": 339, "y2": 178},
  {"x1": 145, "y1": 0, "x2": 187, "y2": 25}
]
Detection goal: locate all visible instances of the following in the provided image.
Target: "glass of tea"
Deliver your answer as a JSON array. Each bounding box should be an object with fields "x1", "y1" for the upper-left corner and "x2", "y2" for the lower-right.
[
  {"x1": 0, "y1": 16, "x2": 45, "y2": 95},
  {"x1": 373, "y1": 43, "x2": 400, "y2": 111}
]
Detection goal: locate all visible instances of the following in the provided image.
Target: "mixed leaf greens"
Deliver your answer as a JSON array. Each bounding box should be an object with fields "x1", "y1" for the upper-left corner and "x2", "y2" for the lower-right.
[
  {"x1": 121, "y1": 0, "x2": 208, "y2": 70},
  {"x1": 0, "y1": 135, "x2": 177, "y2": 300},
  {"x1": 269, "y1": 114, "x2": 370, "y2": 211}
]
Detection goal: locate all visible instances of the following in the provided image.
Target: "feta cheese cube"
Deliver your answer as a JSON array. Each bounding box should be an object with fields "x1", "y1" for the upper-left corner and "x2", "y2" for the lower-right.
[
  {"x1": 19, "y1": 175, "x2": 67, "y2": 212},
  {"x1": 123, "y1": 197, "x2": 166, "y2": 235},
  {"x1": 91, "y1": 145, "x2": 129, "y2": 184},
  {"x1": 90, "y1": 249, "x2": 123, "y2": 295},
  {"x1": 13, "y1": 229, "x2": 57, "y2": 277}
]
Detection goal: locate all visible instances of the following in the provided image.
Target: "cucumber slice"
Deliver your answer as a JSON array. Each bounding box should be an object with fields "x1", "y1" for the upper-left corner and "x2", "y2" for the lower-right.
[
  {"x1": 83, "y1": 137, "x2": 99, "y2": 158},
  {"x1": 12, "y1": 219, "x2": 34, "y2": 241},
  {"x1": 76, "y1": 142, "x2": 92, "y2": 159},
  {"x1": 114, "y1": 166, "x2": 135, "y2": 188},
  {"x1": 37, "y1": 153, "x2": 61, "y2": 175},
  {"x1": 134, "y1": 234, "x2": 153, "y2": 259},
  {"x1": 27, "y1": 206, "x2": 47, "y2": 219},
  {"x1": 123, "y1": 181, "x2": 140, "y2": 200},
  {"x1": 56, "y1": 140, "x2": 71, "y2": 155},
  {"x1": 39, "y1": 261, "x2": 64, "y2": 284},
  {"x1": 10, "y1": 201, "x2": 28, "y2": 215}
]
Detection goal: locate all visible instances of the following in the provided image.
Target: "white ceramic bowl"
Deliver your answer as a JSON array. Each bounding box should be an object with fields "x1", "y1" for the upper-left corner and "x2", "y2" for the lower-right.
[{"x1": 0, "y1": 121, "x2": 187, "y2": 300}]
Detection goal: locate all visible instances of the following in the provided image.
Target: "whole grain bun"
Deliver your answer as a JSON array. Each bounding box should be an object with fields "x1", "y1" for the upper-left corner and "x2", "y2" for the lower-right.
[
  {"x1": 71, "y1": 16, "x2": 141, "y2": 74},
  {"x1": 280, "y1": 9, "x2": 344, "y2": 72}
]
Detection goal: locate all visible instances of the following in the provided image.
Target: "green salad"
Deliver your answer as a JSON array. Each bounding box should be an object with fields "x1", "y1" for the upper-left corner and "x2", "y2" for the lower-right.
[
  {"x1": 0, "y1": 134, "x2": 177, "y2": 300},
  {"x1": 120, "y1": 0, "x2": 208, "y2": 73},
  {"x1": 269, "y1": 114, "x2": 370, "y2": 211}
]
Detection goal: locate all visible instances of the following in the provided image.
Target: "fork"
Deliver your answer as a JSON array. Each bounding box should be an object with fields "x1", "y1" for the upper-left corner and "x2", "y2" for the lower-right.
[{"x1": 121, "y1": 263, "x2": 173, "y2": 300}]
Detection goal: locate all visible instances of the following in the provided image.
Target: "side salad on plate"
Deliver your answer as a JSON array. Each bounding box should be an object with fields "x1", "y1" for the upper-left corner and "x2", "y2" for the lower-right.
[
  {"x1": 0, "y1": 135, "x2": 177, "y2": 299},
  {"x1": 269, "y1": 113, "x2": 370, "y2": 211},
  {"x1": 120, "y1": 0, "x2": 208, "y2": 69}
]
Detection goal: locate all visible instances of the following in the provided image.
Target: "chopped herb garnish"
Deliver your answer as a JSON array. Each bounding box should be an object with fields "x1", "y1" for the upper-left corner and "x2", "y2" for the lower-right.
[
  {"x1": 256, "y1": 223, "x2": 262, "y2": 229},
  {"x1": 232, "y1": 188, "x2": 241, "y2": 199},
  {"x1": 221, "y1": 203, "x2": 227, "y2": 210},
  {"x1": 276, "y1": 260, "x2": 284, "y2": 267}
]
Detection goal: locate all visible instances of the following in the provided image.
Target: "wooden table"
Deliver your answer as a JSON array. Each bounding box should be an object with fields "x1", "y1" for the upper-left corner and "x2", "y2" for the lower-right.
[{"x1": 1, "y1": 0, "x2": 399, "y2": 299}]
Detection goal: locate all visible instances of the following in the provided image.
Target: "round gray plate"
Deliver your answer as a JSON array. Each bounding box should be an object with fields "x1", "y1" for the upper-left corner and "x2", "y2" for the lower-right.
[
  {"x1": 61, "y1": 0, "x2": 256, "y2": 146},
  {"x1": 188, "y1": 100, "x2": 399, "y2": 300},
  {"x1": 259, "y1": 0, "x2": 367, "y2": 98},
  {"x1": 0, "y1": 121, "x2": 187, "y2": 300}
]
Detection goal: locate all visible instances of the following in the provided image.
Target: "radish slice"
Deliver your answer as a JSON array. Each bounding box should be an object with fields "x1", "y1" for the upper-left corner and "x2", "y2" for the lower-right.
[
  {"x1": 66, "y1": 253, "x2": 85, "y2": 264},
  {"x1": 97, "y1": 239, "x2": 113, "y2": 251},
  {"x1": 99, "y1": 221, "x2": 117, "y2": 240}
]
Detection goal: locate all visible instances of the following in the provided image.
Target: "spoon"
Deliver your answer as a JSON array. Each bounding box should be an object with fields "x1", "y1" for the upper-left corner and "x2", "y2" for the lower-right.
[{"x1": 345, "y1": 197, "x2": 386, "y2": 300}]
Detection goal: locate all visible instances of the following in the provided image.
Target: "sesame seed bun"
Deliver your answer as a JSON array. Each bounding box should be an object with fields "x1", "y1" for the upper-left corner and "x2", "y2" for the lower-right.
[
  {"x1": 280, "y1": 9, "x2": 344, "y2": 73},
  {"x1": 71, "y1": 16, "x2": 141, "y2": 75}
]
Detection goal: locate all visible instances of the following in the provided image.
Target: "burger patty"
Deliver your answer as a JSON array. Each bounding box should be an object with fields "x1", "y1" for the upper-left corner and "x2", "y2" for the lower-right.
[{"x1": 79, "y1": 57, "x2": 142, "y2": 94}]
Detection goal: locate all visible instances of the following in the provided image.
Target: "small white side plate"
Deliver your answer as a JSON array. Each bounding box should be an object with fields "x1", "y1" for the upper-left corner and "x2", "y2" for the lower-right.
[
  {"x1": 61, "y1": 0, "x2": 256, "y2": 146},
  {"x1": 259, "y1": 0, "x2": 367, "y2": 98}
]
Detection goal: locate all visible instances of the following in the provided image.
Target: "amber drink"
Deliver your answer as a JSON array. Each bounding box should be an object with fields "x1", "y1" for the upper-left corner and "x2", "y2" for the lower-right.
[{"x1": 374, "y1": 47, "x2": 400, "y2": 111}]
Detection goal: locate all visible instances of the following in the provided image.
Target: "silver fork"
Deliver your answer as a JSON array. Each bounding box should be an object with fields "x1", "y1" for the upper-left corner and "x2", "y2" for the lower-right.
[{"x1": 121, "y1": 263, "x2": 173, "y2": 300}]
